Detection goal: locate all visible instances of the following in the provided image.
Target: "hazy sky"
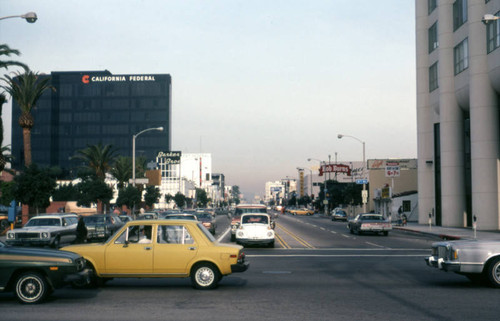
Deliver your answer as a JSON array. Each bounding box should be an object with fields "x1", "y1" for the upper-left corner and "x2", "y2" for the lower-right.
[{"x1": 1, "y1": 0, "x2": 417, "y2": 199}]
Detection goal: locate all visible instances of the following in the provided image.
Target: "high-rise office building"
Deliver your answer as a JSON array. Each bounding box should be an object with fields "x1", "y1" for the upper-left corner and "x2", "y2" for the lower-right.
[
  {"x1": 416, "y1": 0, "x2": 500, "y2": 229},
  {"x1": 10, "y1": 70, "x2": 171, "y2": 174}
]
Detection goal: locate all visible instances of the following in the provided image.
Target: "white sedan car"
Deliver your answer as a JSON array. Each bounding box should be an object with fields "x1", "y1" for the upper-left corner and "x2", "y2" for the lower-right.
[{"x1": 235, "y1": 213, "x2": 275, "y2": 247}]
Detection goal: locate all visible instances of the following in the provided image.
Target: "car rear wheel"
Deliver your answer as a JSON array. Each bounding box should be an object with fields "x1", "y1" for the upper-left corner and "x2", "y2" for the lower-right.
[
  {"x1": 191, "y1": 263, "x2": 220, "y2": 290},
  {"x1": 486, "y1": 257, "x2": 500, "y2": 288},
  {"x1": 382, "y1": 231, "x2": 389, "y2": 236},
  {"x1": 15, "y1": 272, "x2": 49, "y2": 304},
  {"x1": 51, "y1": 236, "x2": 60, "y2": 249}
]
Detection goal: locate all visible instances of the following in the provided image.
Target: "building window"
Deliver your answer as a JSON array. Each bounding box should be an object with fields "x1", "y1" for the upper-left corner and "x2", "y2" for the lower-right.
[
  {"x1": 454, "y1": 38, "x2": 469, "y2": 75},
  {"x1": 428, "y1": 22, "x2": 438, "y2": 53},
  {"x1": 429, "y1": 62, "x2": 439, "y2": 92},
  {"x1": 453, "y1": 0, "x2": 468, "y2": 31},
  {"x1": 428, "y1": 0, "x2": 437, "y2": 14},
  {"x1": 486, "y1": 11, "x2": 500, "y2": 53},
  {"x1": 402, "y1": 200, "x2": 412, "y2": 212}
]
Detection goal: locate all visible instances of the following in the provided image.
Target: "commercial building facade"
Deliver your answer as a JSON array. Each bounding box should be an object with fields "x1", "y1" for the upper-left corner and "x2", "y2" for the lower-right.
[
  {"x1": 10, "y1": 70, "x2": 171, "y2": 173},
  {"x1": 416, "y1": 0, "x2": 500, "y2": 229}
]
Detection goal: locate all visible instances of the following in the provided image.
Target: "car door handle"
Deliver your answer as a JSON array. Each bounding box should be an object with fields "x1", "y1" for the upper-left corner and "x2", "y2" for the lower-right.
[
  {"x1": 188, "y1": 247, "x2": 197, "y2": 251},
  {"x1": 144, "y1": 247, "x2": 152, "y2": 250}
]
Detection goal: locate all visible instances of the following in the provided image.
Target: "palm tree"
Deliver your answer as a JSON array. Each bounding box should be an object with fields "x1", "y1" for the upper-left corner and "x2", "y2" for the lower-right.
[
  {"x1": 110, "y1": 156, "x2": 132, "y2": 190},
  {"x1": 1, "y1": 69, "x2": 54, "y2": 167},
  {"x1": 0, "y1": 44, "x2": 28, "y2": 70},
  {"x1": 0, "y1": 94, "x2": 13, "y2": 172},
  {"x1": 72, "y1": 143, "x2": 118, "y2": 180}
]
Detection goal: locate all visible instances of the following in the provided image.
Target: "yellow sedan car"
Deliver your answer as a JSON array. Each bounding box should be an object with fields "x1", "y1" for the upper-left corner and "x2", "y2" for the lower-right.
[
  {"x1": 289, "y1": 208, "x2": 315, "y2": 216},
  {"x1": 60, "y1": 220, "x2": 248, "y2": 289}
]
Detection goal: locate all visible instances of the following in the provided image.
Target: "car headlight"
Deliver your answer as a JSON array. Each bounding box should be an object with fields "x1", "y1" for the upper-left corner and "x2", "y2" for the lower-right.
[
  {"x1": 267, "y1": 231, "x2": 274, "y2": 238},
  {"x1": 41, "y1": 232, "x2": 50, "y2": 239},
  {"x1": 7, "y1": 232, "x2": 15, "y2": 239},
  {"x1": 237, "y1": 231, "x2": 245, "y2": 237}
]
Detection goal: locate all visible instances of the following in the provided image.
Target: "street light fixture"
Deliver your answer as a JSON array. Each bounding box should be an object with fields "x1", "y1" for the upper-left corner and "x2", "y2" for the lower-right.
[
  {"x1": 132, "y1": 127, "x2": 164, "y2": 187},
  {"x1": 482, "y1": 14, "x2": 499, "y2": 25},
  {"x1": 0, "y1": 12, "x2": 38, "y2": 23},
  {"x1": 338, "y1": 134, "x2": 367, "y2": 212}
]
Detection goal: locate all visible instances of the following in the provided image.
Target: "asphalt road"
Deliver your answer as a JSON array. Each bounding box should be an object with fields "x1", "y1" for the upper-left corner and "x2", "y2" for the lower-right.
[{"x1": 1, "y1": 213, "x2": 499, "y2": 320}]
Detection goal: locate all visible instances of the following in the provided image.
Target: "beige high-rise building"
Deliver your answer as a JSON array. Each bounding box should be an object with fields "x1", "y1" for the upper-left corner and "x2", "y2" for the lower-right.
[{"x1": 416, "y1": 0, "x2": 500, "y2": 230}]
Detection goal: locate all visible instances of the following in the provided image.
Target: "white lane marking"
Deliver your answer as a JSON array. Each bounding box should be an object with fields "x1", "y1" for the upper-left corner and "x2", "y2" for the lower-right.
[
  {"x1": 330, "y1": 231, "x2": 337, "y2": 234},
  {"x1": 217, "y1": 227, "x2": 231, "y2": 242},
  {"x1": 341, "y1": 234, "x2": 350, "y2": 238},
  {"x1": 365, "y1": 242, "x2": 386, "y2": 248}
]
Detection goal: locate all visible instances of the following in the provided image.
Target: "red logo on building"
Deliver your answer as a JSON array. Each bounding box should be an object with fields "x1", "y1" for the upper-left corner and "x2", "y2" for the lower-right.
[{"x1": 82, "y1": 75, "x2": 90, "y2": 84}]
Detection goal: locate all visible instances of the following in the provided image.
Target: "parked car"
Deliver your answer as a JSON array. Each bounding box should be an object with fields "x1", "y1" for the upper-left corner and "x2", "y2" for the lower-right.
[
  {"x1": 82, "y1": 214, "x2": 124, "y2": 242},
  {"x1": 163, "y1": 213, "x2": 198, "y2": 220},
  {"x1": 231, "y1": 204, "x2": 267, "y2": 241},
  {"x1": 137, "y1": 212, "x2": 158, "y2": 220},
  {"x1": 289, "y1": 207, "x2": 315, "y2": 215},
  {"x1": 159, "y1": 209, "x2": 181, "y2": 219},
  {"x1": 118, "y1": 215, "x2": 133, "y2": 223},
  {"x1": 61, "y1": 219, "x2": 248, "y2": 289},
  {"x1": 6, "y1": 214, "x2": 79, "y2": 248},
  {"x1": 425, "y1": 239, "x2": 500, "y2": 287},
  {"x1": 235, "y1": 213, "x2": 275, "y2": 248},
  {"x1": 332, "y1": 210, "x2": 348, "y2": 221},
  {"x1": 195, "y1": 212, "x2": 217, "y2": 234},
  {"x1": 0, "y1": 240, "x2": 88, "y2": 304},
  {"x1": 347, "y1": 213, "x2": 392, "y2": 236}
]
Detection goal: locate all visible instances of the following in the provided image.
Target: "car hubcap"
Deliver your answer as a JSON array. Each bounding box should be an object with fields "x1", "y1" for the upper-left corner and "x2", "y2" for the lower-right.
[
  {"x1": 196, "y1": 267, "x2": 214, "y2": 286},
  {"x1": 494, "y1": 262, "x2": 500, "y2": 283},
  {"x1": 17, "y1": 277, "x2": 42, "y2": 302}
]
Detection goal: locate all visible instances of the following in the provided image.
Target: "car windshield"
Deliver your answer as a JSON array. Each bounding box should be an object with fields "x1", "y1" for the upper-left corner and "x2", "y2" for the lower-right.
[
  {"x1": 196, "y1": 213, "x2": 212, "y2": 220},
  {"x1": 25, "y1": 218, "x2": 61, "y2": 227},
  {"x1": 242, "y1": 215, "x2": 268, "y2": 224},
  {"x1": 83, "y1": 216, "x2": 107, "y2": 224},
  {"x1": 165, "y1": 215, "x2": 196, "y2": 220},
  {"x1": 235, "y1": 207, "x2": 267, "y2": 215}
]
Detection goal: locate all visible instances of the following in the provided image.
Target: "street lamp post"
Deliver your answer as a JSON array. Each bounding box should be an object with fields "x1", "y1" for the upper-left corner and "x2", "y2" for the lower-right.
[
  {"x1": 0, "y1": 12, "x2": 37, "y2": 23},
  {"x1": 132, "y1": 127, "x2": 164, "y2": 187},
  {"x1": 338, "y1": 134, "x2": 366, "y2": 212}
]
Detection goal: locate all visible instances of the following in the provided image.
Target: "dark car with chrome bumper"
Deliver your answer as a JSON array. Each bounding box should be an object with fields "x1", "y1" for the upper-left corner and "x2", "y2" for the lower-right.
[{"x1": 0, "y1": 240, "x2": 89, "y2": 304}]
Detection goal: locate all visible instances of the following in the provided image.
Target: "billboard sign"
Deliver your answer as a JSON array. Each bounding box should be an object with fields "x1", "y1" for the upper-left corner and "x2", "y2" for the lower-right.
[{"x1": 319, "y1": 164, "x2": 351, "y2": 176}]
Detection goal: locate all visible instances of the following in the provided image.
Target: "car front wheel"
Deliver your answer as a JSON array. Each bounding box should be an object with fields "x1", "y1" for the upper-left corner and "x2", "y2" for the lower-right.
[
  {"x1": 15, "y1": 272, "x2": 49, "y2": 304},
  {"x1": 487, "y1": 257, "x2": 500, "y2": 288},
  {"x1": 191, "y1": 263, "x2": 220, "y2": 290}
]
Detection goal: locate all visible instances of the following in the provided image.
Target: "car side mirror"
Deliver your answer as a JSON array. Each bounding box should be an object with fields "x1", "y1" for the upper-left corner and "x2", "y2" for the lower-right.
[{"x1": 123, "y1": 240, "x2": 129, "y2": 248}]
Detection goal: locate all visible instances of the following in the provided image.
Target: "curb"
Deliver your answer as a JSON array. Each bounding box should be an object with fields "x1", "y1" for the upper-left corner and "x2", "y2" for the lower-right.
[{"x1": 393, "y1": 226, "x2": 462, "y2": 240}]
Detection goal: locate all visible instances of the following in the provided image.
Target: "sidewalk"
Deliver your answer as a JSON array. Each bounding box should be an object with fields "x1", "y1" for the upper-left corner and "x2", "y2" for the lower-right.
[{"x1": 393, "y1": 222, "x2": 500, "y2": 240}]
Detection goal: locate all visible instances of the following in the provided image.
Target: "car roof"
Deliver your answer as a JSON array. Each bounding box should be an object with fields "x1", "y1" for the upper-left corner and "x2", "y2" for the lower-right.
[{"x1": 32, "y1": 214, "x2": 77, "y2": 219}]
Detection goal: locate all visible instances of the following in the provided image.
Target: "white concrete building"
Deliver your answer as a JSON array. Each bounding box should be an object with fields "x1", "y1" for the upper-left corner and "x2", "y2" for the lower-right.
[
  {"x1": 416, "y1": 0, "x2": 500, "y2": 229},
  {"x1": 156, "y1": 152, "x2": 214, "y2": 208}
]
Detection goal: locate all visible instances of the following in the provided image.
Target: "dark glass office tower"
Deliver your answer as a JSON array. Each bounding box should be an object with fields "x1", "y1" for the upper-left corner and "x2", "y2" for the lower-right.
[{"x1": 10, "y1": 70, "x2": 171, "y2": 174}]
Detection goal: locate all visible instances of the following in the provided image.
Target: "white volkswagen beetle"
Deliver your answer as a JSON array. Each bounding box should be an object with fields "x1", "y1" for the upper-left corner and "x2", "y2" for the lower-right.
[{"x1": 235, "y1": 213, "x2": 275, "y2": 247}]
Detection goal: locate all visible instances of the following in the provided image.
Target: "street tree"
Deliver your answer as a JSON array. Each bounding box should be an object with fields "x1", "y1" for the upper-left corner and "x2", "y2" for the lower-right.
[
  {"x1": 110, "y1": 156, "x2": 132, "y2": 190},
  {"x1": 164, "y1": 193, "x2": 173, "y2": 206},
  {"x1": 72, "y1": 143, "x2": 118, "y2": 180},
  {"x1": 173, "y1": 192, "x2": 186, "y2": 209},
  {"x1": 76, "y1": 177, "x2": 113, "y2": 213},
  {"x1": 144, "y1": 185, "x2": 161, "y2": 209},
  {"x1": 116, "y1": 185, "x2": 141, "y2": 212},
  {"x1": 0, "y1": 44, "x2": 28, "y2": 70},
  {"x1": 0, "y1": 93, "x2": 13, "y2": 172},
  {"x1": 1, "y1": 69, "x2": 54, "y2": 166},
  {"x1": 52, "y1": 183, "x2": 79, "y2": 201},
  {"x1": 13, "y1": 164, "x2": 56, "y2": 215},
  {"x1": 0, "y1": 181, "x2": 15, "y2": 206},
  {"x1": 195, "y1": 188, "x2": 209, "y2": 208}
]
